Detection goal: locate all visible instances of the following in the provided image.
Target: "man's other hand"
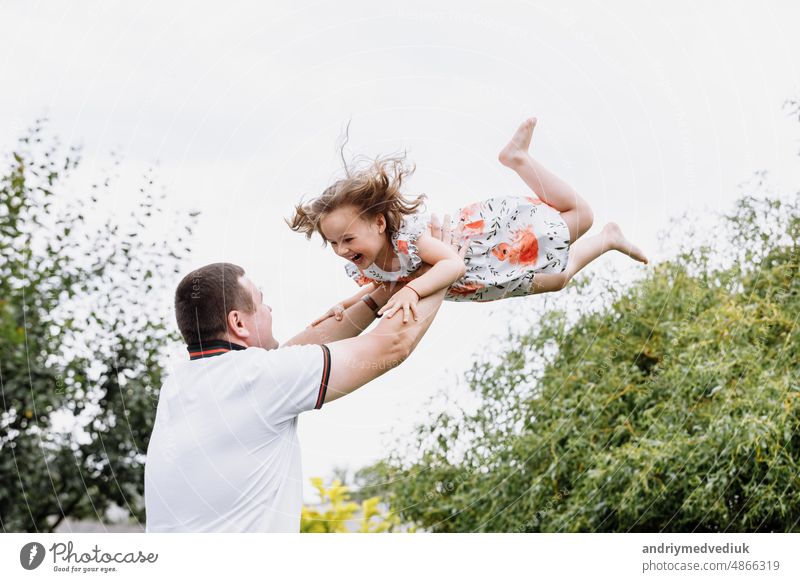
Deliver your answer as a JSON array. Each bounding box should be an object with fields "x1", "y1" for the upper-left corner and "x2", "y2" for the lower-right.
[{"x1": 428, "y1": 213, "x2": 467, "y2": 258}]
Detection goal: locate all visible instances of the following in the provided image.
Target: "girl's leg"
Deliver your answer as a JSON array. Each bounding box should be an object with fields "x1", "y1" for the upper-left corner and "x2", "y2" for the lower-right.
[
  {"x1": 529, "y1": 223, "x2": 648, "y2": 294},
  {"x1": 499, "y1": 118, "x2": 594, "y2": 244}
]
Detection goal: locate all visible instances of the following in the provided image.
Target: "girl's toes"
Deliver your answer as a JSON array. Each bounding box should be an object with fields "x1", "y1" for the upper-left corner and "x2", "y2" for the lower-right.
[{"x1": 627, "y1": 243, "x2": 648, "y2": 264}]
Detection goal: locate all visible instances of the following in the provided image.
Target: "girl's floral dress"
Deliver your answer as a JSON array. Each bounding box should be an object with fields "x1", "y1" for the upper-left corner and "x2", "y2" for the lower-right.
[{"x1": 344, "y1": 195, "x2": 571, "y2": 302}]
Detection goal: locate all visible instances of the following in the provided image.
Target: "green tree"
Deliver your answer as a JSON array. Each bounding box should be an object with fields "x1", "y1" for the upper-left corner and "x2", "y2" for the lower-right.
[
  {"x1": 0, "y1": 120, "x2": 196, "y2": 532},
  {"x1": 361, "y1": 180, "x2": 800, "y2": 532}
]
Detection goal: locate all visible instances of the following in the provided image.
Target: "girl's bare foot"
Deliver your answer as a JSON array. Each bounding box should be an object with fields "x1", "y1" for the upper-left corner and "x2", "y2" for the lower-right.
[
  {"x1": 498, "y1": 117, "x2": 537, "y2": 168},
  {"x1": 601, "y1": 222, "x2": 649, "y2": 264}
]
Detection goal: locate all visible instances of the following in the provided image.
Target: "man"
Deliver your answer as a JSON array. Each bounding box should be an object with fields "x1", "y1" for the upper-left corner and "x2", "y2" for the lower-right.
[{"x1": 144, "y1": 217, "x2": 462, "y2": 532}]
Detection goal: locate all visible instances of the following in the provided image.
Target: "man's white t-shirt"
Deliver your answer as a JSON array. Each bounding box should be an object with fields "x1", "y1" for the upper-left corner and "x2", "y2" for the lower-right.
[{"x1": 144, "y1": 342, "x2": 330, "y2": 532}]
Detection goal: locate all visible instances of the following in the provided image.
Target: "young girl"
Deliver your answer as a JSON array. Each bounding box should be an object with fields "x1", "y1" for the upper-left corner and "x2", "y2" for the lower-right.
[{"x1": 288, "y1": 117, "x2": 648, "y2": 324}]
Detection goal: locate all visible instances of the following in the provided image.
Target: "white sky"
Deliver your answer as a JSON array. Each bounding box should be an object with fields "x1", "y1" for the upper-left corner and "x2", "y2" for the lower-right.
[{"x1": 3, "y1": 0, "x2": 800, "y2": 502}]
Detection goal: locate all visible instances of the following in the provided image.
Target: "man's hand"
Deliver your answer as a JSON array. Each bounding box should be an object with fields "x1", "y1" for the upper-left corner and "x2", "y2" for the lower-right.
[{"x1": 428, "y1": 213, "x2": 467, "y2": 259}]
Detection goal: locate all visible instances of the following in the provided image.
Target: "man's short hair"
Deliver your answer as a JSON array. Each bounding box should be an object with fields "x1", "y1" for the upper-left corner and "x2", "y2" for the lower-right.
[{"x1": 174, "y1": 262, "x2": 256, "y2": 345}]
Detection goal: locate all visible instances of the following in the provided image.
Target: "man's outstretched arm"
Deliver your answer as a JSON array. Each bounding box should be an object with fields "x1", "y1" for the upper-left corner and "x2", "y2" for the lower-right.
[
  {"x1": 281, "y1": 282, "x2": 401, "y2": 347},
  {"x1": 322, "y1": 285, "x2": 447, "y2": 404}
]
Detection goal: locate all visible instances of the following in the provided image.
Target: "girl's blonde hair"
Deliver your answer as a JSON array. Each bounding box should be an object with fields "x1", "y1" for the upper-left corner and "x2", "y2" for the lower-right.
[{"x1": 287, "y1": 134, "x2": 426, "y2": 244}]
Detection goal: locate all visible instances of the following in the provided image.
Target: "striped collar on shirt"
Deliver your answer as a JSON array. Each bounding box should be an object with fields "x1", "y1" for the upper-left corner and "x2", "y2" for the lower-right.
[{"x1": 186, "y1": 339, "x2": 247, "y2": 360}]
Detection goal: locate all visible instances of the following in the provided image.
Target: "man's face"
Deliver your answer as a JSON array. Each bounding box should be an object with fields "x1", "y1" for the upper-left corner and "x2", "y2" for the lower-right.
[{"x1": 237, "y1": 276, "x2": 278, "y2": 350}]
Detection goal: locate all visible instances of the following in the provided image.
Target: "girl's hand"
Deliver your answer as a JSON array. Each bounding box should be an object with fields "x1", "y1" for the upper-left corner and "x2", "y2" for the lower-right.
[
  {"x1": 310, "y1": 303, "x2": 346, "y2": 327},
  {"x1": 377, "y1": 287, "x2": 420, "y2": 323}
]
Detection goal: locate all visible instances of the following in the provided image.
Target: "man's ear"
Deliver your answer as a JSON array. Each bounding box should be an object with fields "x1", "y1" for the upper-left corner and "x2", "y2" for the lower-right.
[{"x1": 227, "y1": 310, "x2": 250, "y2": 340}]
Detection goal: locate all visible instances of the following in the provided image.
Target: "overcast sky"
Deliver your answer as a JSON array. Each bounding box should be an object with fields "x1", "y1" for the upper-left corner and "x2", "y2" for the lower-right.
[{"x1": 3, "y1": 0, "x2": 800, "y2": 501}]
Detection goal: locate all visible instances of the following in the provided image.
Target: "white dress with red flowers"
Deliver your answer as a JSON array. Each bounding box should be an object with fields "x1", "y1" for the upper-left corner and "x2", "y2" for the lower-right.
[{"x1": 344, "y1": 195, "x2": 571, "y2": 302}]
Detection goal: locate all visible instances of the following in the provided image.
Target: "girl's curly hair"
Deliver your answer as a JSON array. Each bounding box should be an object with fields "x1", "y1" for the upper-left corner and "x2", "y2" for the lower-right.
[{"x1": 287, "y1": 126, "x2": 426, "y2": 244}]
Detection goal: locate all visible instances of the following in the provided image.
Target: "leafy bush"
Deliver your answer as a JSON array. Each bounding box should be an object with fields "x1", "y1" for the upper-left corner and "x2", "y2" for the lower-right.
[
  {"x1": 301, "y1": 477, "x2": 404, "y2": 533},
  {"x1": 360, "y1": 187, "x2": 800, "y2": 532}
]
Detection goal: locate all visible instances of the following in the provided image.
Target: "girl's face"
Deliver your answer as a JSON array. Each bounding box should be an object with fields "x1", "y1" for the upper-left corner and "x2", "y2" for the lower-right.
[{"x1": 318, "y1": 205, "x2": 388, "y2": 269}]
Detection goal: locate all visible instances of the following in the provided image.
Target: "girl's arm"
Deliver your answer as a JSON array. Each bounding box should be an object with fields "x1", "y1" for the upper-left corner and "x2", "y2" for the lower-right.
[
  {"x1": 286, "y1": 282, "x2": 401, "y2": 346},
  {"x1": 406, "y1": 233, "x2": 466, "y2": 296},
  {"x1": 310, "y1": 282, "x2": 377, "y2": 327},
  {"x1": 342, "y1": 282, "x2": 378, "y2": 308},
  {"x1": 378, "y1": 233, "x2": 466, "y2": 321}
]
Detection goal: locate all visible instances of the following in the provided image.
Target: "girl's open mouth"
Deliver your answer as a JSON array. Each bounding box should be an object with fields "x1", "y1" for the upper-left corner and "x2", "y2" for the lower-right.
[{"x1": 351, "y1": 253, "x2": 363, "y2": 265}]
